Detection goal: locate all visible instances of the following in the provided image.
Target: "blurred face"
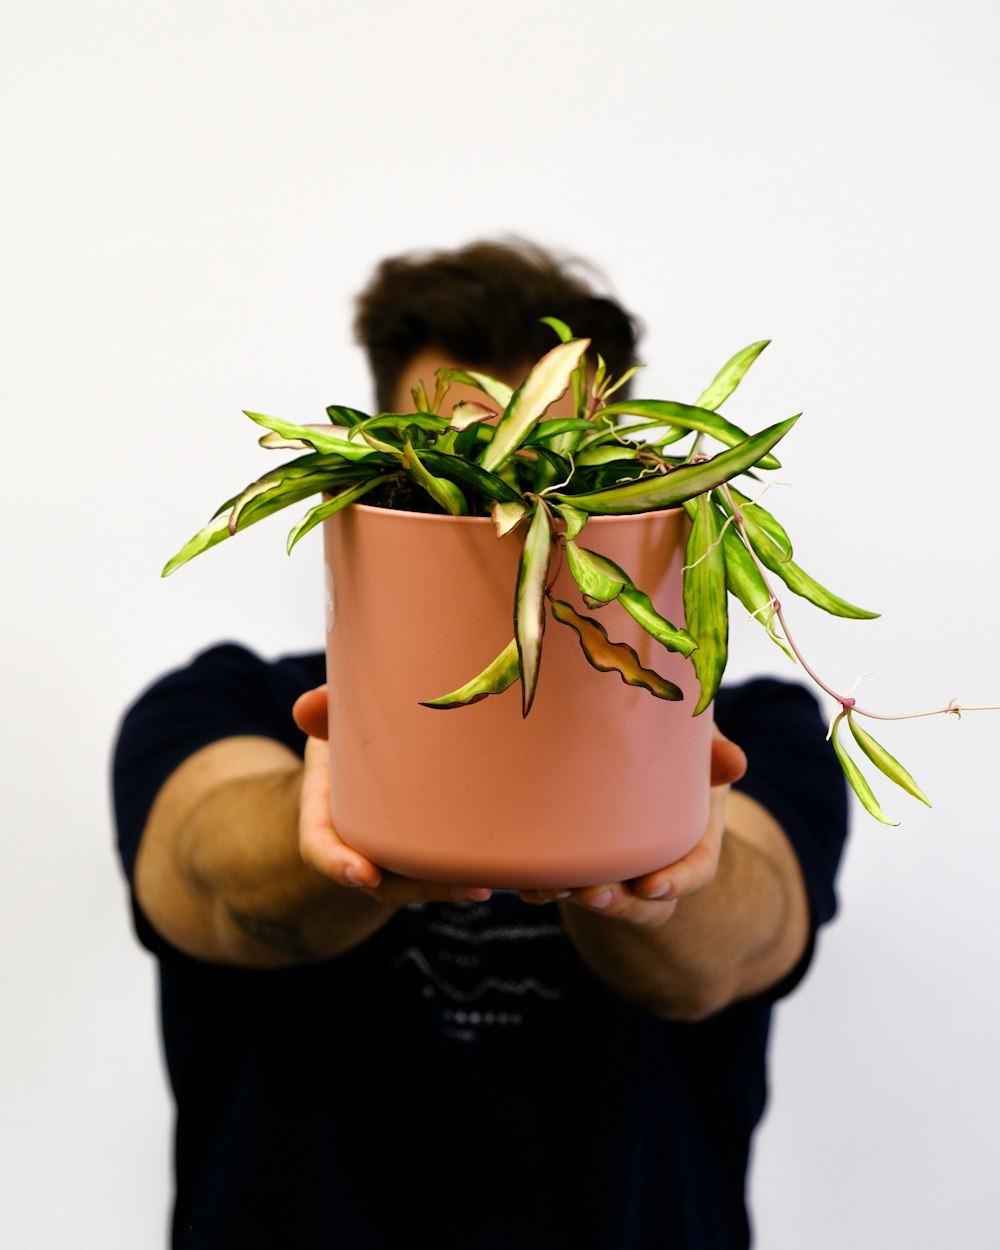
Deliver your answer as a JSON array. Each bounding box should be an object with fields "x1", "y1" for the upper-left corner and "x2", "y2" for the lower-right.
[{"x1": 391, "y1": 347, "x2": 579, "y2": 420}]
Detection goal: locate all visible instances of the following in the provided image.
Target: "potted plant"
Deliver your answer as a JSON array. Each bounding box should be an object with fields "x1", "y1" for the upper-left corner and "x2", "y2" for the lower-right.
[{"x1": 164, "y1": 322, "x2": 992, "y2": 886}]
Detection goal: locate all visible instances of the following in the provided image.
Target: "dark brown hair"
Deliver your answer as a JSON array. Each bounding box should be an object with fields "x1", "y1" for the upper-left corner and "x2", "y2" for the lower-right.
[{"x1": 354, "y1": 238, "x2": 642, "y2": 411}]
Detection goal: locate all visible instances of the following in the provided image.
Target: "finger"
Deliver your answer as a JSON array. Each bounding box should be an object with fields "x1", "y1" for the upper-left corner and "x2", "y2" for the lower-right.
[
  {"x1": 298, "y1": 736, "x2": 381, "y2": 888},
  {"x1": 518, "y1": 889, "x2": 573, "y2": 905},
  {"x1": 293, "y1": 685, "x2": 329, "y2": 740},
  {"x1": 710, "y1": 727, "x2": 747, "y2": 787}
]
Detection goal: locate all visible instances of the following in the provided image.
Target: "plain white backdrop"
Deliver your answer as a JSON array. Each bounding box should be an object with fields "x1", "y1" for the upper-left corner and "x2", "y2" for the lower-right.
[{"x1": 3, "y1": 1, "x2": 998, "y2": 1245}]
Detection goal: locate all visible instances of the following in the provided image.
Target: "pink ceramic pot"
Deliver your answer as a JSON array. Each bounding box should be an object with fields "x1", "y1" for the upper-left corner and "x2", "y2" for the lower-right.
[{"x1": 323, "y1": 504, "x2": 713, "y2": 889}]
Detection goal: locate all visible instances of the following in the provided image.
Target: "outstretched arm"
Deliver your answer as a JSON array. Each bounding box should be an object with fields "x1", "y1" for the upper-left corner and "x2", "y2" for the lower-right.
[{"x1": 522, "y1": 733, "x2": 811, "y2": 1021}]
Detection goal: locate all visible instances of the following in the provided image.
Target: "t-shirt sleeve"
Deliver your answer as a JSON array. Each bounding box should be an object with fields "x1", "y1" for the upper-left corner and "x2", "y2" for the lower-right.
[
  {"x1": 111, "y1": 643, "x2": 322, "y2": 952},
  {"x1": 714, "y1": 678, "x2": 849, "y2": 1000}
]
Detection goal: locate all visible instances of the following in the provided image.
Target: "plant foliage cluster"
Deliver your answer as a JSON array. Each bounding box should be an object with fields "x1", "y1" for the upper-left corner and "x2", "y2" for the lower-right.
[{"x1": 166, "y1": 321, "x2": 940, "y2": 821}]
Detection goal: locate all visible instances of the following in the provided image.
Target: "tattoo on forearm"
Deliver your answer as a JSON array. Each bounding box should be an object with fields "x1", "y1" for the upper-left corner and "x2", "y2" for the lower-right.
[{"x1": 228, "y1": 908, "x2": 310, "y2": 958}]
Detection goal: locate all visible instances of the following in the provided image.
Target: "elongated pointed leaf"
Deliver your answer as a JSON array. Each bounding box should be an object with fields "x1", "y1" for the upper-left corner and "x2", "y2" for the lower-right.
[
  {"x1": 550, "y1": 599, "x2": 683, "y2": 701},
  {"x1": 683, "y1": 494, "x2": 728, "y2": 714},
  {"x1": 162, "y1": 470, "x2": 351, "y2": 576},
  {"x1": 357, "y1": 412, "x2": 450, "y2": 437},
  {"x1": 402, "y1": 437, "x2": 468, "y2": 515},
  {"x1": 437, "y1": 367, "x2": 513, "y2": 410},
  {"x1": 242, "y1": 412, "x2": 371, "y2": 458},
  {"x1": 419, "y1": 450, "x2": 524, "y2": 505},
  {"x1": 830, "y1": 713, "x2": 898, "y2": 825},
  {"x1": 847, "y1": 714, "x2": 931, "y2": 806},
  {"x1": 739, "y1": 509, "x2": 878, "y2": 619},
  {"x1": 597, "y1": 399, "x2": 782, "y2": 470},
  {"x1": 725, "y1": 486, "x2": 793, "y2": 559},
  {"x1": 524, "y1": 418, "x2": 595, "y2": 443},
  {"x1": 325, "y1": 405, "x2": 369, "y2": 427},
  {"x1": 565, "y1": 541, "x2": 626, "y2": 605},
  {"x1": 259, "y1": 425, "x2": 356, "y2": 451},
  {"x1": 286, "y1": 474, "x2": 396, "y2": 552},
  {"x1": 694, "y1": 340, "x2": 770, "y2": 411},
  {"x1": 539, "y1": 315, "x2": 573, "y2": 342},
  {"x1": 481, "y1": 338, "x2": 590, "y2": 473},
  {"x1": 619, "y1": 586, "x2": 697, "y2": 657},
  {"x1": 420, "y1": 638, "x2": 521, "y2": 709},
  {"x1": 715, "y1": 521, "x2": 794, "y2": 660},
  {"x1": 515, "y1": 504, "x2": 553, "y2": 716},
  {"x1": 553, "y1": 416, "x2": 798, "y2": 515}
]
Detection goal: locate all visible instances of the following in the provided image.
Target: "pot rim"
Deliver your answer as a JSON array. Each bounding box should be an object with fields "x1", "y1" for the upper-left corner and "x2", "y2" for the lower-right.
[{"x1": 340, "y1": 501, "x2": 687, "y2": 525}]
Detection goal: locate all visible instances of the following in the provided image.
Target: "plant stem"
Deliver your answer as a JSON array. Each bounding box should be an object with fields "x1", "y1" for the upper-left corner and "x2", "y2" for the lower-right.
[{"x1": 716, "y1": 483, "x2": 1000, "y2": 724}]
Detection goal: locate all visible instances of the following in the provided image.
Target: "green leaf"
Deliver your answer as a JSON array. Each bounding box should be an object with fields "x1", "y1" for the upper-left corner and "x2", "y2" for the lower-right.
[
  {"x1": 515, "y1": 504, "x2": 553, "y2": 716},
  {"x1": 437, "y1": 367, "x2": 513, "y2": 410},
  {"x1": 403, "y1": 437, "x2": 468, "y2": 515},
  {"x1": 715, "y1": 521, "x2": 794, "y2": 660},
  {"x1": 162, "y1": 513, "x2": 233, "y2": 577},
  {"x1": 420, "y1": 638, "x2": 521, "y2": 709},
  {"x1": 739, "y1": 509, "x2": 879, "y2": 620},
  {"x1": 553, "y1": 502, "x2": 588, "y2": 541},
  {"x1": 554, "y1": 416, "x2": 798, "y2": 515},
  {"x1": 683, "y1": 494, "x2": 729, "y2": 714},
  {"x1": 523, "y1": 418, "x2": 595, "y2": 443},
  {"x1": 325, "y1": 405, "x2": 370, "y2": 428},
  {"x1": 355, "y1": 412, "x2": 450, "y2": 437},
  {"x1": 550, "y1": 599, "x2": 683, "y2": 701},
  {"x1": 539, "y1": 315, "x2": 573, "y2": 342},
  {"x1": 830, "y1": 712, "x2": 898, "y2": 825},
  {"x1": 619, "y1": 586, "x2": 697, "y2": 657},
  {"x1": 565, "y1": 541, "x2": 626, "y2": 605},
  {"x1": 285, "y1": 474, "x2": 397, "y2": 552},
  {"x1": 596, "y1": 399, "x2": 782, "y2": 470},
  {"x1": 481, "y1": 338, "x2": 590, "y2": 473},
  {"x1": 242, "y1": 411, "x2": 371, "y2": 459},
  {"x1": 693, "y1": 340, "x2": 770, "y2": 411},
  {"x1": 847, "y1": 714, "x2": 931, "y2": 807},
  {"x1": 419, "y1": 450, "x2": 524, "y2": 505},
  {"x1": 725, "y1": 487, "x2": 793, "y2": 560}
]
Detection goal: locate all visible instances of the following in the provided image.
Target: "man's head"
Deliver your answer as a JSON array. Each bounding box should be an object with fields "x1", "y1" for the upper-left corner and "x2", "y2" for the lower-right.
[{"x1": 354, "y1": 238, "x2": 641, "y2": 412}]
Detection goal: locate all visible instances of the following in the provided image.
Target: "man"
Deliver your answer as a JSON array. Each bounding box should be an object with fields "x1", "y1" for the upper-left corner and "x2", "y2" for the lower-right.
[{"x1": 114, "y1": 239, "x2": 848, "y2": 1249}]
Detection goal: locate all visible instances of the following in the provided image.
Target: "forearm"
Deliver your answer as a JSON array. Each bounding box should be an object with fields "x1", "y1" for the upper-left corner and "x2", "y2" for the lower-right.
[
  {"x1": 135, "y1": 739, "x2": 395, "y2": 969},
  {"x1": 559, "y1": 794, "x2": 809, "y2": 1022}
]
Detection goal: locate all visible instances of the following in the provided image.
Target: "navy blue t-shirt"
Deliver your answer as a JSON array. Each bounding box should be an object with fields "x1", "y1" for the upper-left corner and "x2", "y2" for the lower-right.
[{"x1": 113, "y1": 644, "x2": 848, "y2": 1250}]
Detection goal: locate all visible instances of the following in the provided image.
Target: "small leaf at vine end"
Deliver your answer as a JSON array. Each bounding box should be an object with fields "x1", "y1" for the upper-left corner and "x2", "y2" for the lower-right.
[
  {"x1": 846, "y1": 714, "x2": 932, "y2": 807},
  {"x1": 830, "y1": 713, "x2": 898, "y2": 825}
]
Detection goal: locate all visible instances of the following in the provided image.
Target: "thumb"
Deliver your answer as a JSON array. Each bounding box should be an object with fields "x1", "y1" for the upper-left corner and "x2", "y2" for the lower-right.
[{"x1": 710, "y1": 728, "x2": 747, "y2": 787}]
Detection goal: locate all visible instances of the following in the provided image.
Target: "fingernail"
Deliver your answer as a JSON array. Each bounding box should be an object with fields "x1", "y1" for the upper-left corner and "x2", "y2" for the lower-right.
[
  {"x1": 553, "y1": 891, "x2": 572, "y2": 900},
  {"x1": 452, "y1": 887, "x2": 492, "y2": 902},
  {"x1": 588, "y1": 889, "x2": 614, "y2": 910},
  {"x1": 646, "y1": 880, "x2": 673, "y2": 900},
  {"x1": 343, "y1": 865, "x2": 366, "y2": 887}
]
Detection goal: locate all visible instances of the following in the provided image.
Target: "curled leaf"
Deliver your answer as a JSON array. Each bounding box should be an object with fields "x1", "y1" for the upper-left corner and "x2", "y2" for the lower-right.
[
  {"x1": 420, "y1": 638, "x2": 521, "y2": 709},
  {"x1": 550, "y1": 599, "x2": 683, "y2": 700},
  {"x1": 492, "y1": 499, "x2": 529, "y2": 537},
  {"x1": 693, "y1": 340, "x2": 770, "y2": 412},
  {"x1": 451, "y1": 400, "x2": 498, "y2": 430},
  {"x1": 565, "y1": 542, "x2": 626, "y2": 605}
]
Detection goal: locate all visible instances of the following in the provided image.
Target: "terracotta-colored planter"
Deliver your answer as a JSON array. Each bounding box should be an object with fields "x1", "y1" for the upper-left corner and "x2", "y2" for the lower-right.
[{"x1": 323, "y1": 504, "x2": 713, "y2": 889}]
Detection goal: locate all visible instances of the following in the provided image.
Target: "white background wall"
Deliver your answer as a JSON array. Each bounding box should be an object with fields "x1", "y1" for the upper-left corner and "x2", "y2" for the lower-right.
[{"x1": 3, "y1": 1, "x2": 998, "y2": 1245}]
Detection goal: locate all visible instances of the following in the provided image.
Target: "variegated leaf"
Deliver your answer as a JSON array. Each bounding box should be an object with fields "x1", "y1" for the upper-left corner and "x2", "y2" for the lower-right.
[
  {"x1": 847, "y1": 714, "x2": 931, "y2": 807},
  {"x1": 403, "y1": 437, "x2": 468, "y2": 516},
  {"x1": 830, "y1": 712, "x2": 898, "y2": 825},
  {"x1": 619, "y1": 586, "x2": 697, "y2": 657},
  {"x1": 481, "y1": 338, "x2": 590, "y2": 473},
  {"x1": 242, "y1": 411, "x2": 370, "y2": 458},
  {"x1": 285, "y1": 474, "x2": 397, "y2": 553},
  {"x1": 420, "y1": 638, "x2": 521, "y2": 709},
  {"x1": 694, "y1": 340, "x2": 770, "y2": 411},
  {"x1": 565, "y1": 541, "x2": 626, "y2": 605},
  {"x1": 492, "y1": 499, "x2": 529, "y2": 537},
  {"x1": 553, "y1": 416, "x2": 798, "y2": 515},
  {"x1": 515, "y1": 504, "x2": 553, "y2": 716},
  {"x1": 596, "y1": 399, "x2": 782, "y2": 470},
  {"x1": 683, "y1": 494, "x2": 728, "y2": 714},
  {"x1": 550, "y1": 599, "x2": 683, "y2": 701},
  {"x1": 451, "y1": 400, "x2": 498, "y2": 430}
]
